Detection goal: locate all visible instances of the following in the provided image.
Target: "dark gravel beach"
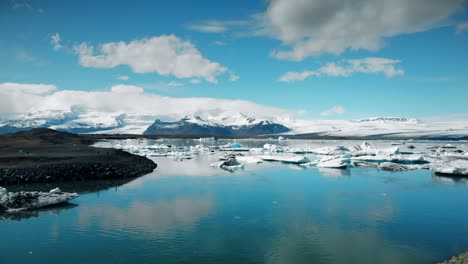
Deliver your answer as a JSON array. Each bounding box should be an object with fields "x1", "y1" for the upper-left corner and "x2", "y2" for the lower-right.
[{"x1": 0, "y1": 128, "x2": 157, "y2": 185}]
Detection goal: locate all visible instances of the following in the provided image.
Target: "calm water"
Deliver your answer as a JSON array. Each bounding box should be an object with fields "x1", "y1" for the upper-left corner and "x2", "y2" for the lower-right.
[{"x1": 1, "y1": 139, "x2": 468, "y2": 264}]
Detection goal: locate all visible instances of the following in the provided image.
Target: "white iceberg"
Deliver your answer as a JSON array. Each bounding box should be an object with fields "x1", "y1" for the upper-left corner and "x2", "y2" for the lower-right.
[
  {"x1": 352, "y1": 154, "x2": 426, "y2": 164},
  {"x1": 211, "y1": 157, "x2": 244, "y2": 171},
  {"x1": 259, "y1": 155, "x2": 310, "y2": 164},
  {"x1": 351, "y1": 141, "x2": 400, "y2": 157},
  {"x1": 0, "y1": 187, "x2": 79, "y2": 212},
  {"x1": 311, "y1": 146, "x2": 350, "y2": 155},
  {"x1": 236, "y1": 156, "x2": 263, "y2": 164},
  {"x1": 316, "y1": 155, "x2": 351, "y2": 168},
  {"x1": 432, "y1": 159, "x2": 468, "y2": 176},
  {"x1": 377, "y1": 162, "x2": 415, "y2": 172}
]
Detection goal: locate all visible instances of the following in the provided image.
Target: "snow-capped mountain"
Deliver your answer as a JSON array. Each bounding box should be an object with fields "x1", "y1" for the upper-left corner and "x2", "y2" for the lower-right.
[
  {"x1": 1, "y1": 108, "x2": 468, "y2": 139},
  {"x1": 0, "y1": 107, "x2": 129, "y2": 134},
  {"x1": 143, "y1": 115, "x2": 291, "y2": 136}
]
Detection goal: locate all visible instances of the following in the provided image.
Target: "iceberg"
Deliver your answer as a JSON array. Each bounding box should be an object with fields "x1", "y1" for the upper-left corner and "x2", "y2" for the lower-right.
[
  {"x1": 432, "y1": 159, "x2": 468, "y2": 176},
  {"x1": 351, "y1": 141, "x2": 400, "y2": 156},
  {"x1": 377, "y1": 162, "x2": 415, "y2": 172},
  {"x1": 0, "y1": 187, "x2": 78, "y2": 212},
  {"x1": 259, "y1": 155, "x2": 310, "y2": 164},
  {"x1": 316, "y1": 155, "x2": 351, "y2": 168},
  {"x1": 352, "y1": 154, "x2": 426, "y2": 164},
  {"x1": 211, "y1": 157, "x2": 244, "y2": 171},
  {"x1": 263, "y1": 144, "x2": 284, "y2": 153},
  {"x1": 311, "y1": 146, "x2": 350, "y2": 155},
  {"x1": 236, "y1": 156, "x2": 263, "y2": 164}
]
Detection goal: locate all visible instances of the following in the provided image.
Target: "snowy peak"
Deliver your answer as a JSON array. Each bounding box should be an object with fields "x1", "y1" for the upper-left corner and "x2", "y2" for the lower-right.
[
  {"x1": 353, "y1": 117, "x2": 419, "y2": 123},
  {"x1": 143, "y1": 115, "x2": 291, "y2": 136}
]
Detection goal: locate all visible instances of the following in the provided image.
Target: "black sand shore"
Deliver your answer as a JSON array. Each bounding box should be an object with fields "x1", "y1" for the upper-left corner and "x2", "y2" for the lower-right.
[{"x1": 0, "y1": 128, "x2": 157, "y2": 185}]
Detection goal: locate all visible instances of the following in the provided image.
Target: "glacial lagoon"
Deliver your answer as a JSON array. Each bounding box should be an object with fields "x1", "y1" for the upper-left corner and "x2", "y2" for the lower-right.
[{"x1": 1, "y1": 139, "x2": 468, "y2": 264}]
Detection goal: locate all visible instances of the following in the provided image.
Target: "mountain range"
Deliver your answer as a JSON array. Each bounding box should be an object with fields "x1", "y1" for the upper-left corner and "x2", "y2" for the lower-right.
[{"x1": 1, "y1": 109, "x2": 468, "y2": 139}]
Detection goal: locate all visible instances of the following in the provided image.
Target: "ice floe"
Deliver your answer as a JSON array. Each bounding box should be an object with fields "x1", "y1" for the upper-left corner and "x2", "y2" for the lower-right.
[
  {"x1": 310, "y1": 146, "x2": 350, "y2": 156},
  {"x1": 211, "y1": 157, "x2": 244, "y2": 171},
  {"x1": 259, "y1": 155, "x2": 310, "y2": 164},
  {"x1": 431, "y1": 159, "x2": 468, "y2": 176},
  {"x1": 0, "y1": 187, "x2": 78, "y2": 213}
]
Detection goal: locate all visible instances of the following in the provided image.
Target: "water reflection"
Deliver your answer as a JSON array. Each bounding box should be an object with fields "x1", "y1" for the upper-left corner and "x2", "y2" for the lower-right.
[
  {"x1": 317, "y1": 168, "x2": 350, "y2": 178},
  {"x1": 5, "y1": 177, "x2": 138, "y2": 194},
  {"x1": 0, "y1": 203, "x2": 78, "y2": 221},
  {"x1": 77, "y1": 194, "x2": 215, "y2": 235},
  {"x1": 432, "y1": 175, "x2": 468, "y2": 185}
]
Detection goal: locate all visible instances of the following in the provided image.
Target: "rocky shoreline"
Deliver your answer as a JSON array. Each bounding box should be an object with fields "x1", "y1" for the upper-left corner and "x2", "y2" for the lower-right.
[
  {"x1": 0, "y1": 128, "x2": 157, "y2": 185},
  {"x1": 438, "y1": 252, "x2": 468, "y2": 264}
]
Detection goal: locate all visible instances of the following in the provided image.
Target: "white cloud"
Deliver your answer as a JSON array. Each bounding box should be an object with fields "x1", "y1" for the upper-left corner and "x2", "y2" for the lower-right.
[
  {"x1": 0, "y1": 82, "x2": 56, "y2": 94},
  {"x1": 110, "y1": 84, "x2": 144, "y2": 94},
  {"x1": 229, "y1": 72, "x2": 240, "y2": 82},
  {"x1": 51, "y1": 33, "x2": 62, "y2": 51},
  {"x1": 187, "y1": 20, "x2": 248, "y2": 33},
  {"x1": 279, "y1": 57, "x2": 404, "y2": 82},
  {"x1": 320, "y1": 106, "x2": 345, "y2": 116},
  {"x1": 0, "y1": 83, "x2": 57, "y2": 114},
  {"x1": 0, "y1": 83, "x2": 292, "y2": 122},
  {"x1": 278, "y1": 70, "x2": 318, "y2": 82},
  {"x1": 258, "y1": 0, "x2": 466, "y2": 60},
  {"x1": 73, "y1": 35, "x2": 227, "y2": 83},
  {"x1": 117, "y1": 75, "x2": 129, "y2": 81},
  {"x1": 456, "y1": 22, "x2": 468, "y2": 34},
  {"x1": 190, "y1": 79, "x2": 201, "y2": 84}
]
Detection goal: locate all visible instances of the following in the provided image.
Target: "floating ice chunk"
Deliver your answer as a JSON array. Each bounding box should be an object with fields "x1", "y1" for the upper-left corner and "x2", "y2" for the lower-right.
[
  {"x1": 352, "y1": 141, "x2": 400, "y2": 157},
  {"x1": 220, "y1": 143, "x2": 250, "y2": 151},
  {"x1": 311, "y1": 146, "x2": 349, "y2": 155},
  {"x1": 286, "y1": 148, "x2": 313, "y2": 154},
  {"x1": 259, "y1": 155, "x2": 310, "y2": 164},
  {"x1": 316, "y1": 155, "x2": 351, "y2": 168},
  {"x1": 0, "y1": 187, "x2": 78, "y2": 212},
  {"x1": 249, "y1": 148, "x2": 264, "y2": 154},
  {"x1": 0, "y1": 187, "x2": 6, "y2": 200},
  {"x1": 49, "y1": 188, "x2": 61, "y2": 194},
  {"x1": 442, "y1": 144, "x2": 457, "y2": 149},
  {"x1": 211, "y1": 157, "x2": 244, "y2": 171},
  {"x1": 377, "y1": 147, "x2": 401, "y2": 155},
  {"x1": 263, "y1": 144, "x2": 283, "y2": 153},
  {"x1": 352, "y1": 154, "x2": 426, "y2": 164},
  {"x1": 377, "y1": 162, "x2": 415, "y2": 172},
  {"x1": 199, "y1": 137, "x2": 216, "y2": 143},
  {"x1": 432, "y1": 159, "x2": 468, "y2": 176},
  {"x1": 236, "y1": 156, "x2": 263, "y2": 164}
]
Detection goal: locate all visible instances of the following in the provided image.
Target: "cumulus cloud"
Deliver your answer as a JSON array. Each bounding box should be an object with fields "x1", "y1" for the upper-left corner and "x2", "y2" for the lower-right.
[
  {"x1": 320, "y1": 106, "x2": 345, "y2": 116},
  {"x1": 110, "y1": 84, "x2": 144, "y2": 94},
  {"x1": 190, "y1": 79, "x2": 201, "y2": 84},
  {"x1": 258, "y1": 0, "x2": 466, "y2": 60},
  {"x1": 73, "y1": 35, "x2": 228, "y2": 83},
  {"x1": 50, "y1": 32, "x2": 62, "y2": 50},
  {"x1": 279, "y1": 57, "x2": 404, "y2": 82},
  {"x1": 187, "y1": 20, "x2": 248, "y2": 33},
  {"x1": 456, "y1": 22, "x2": 468, "y2": 34},
  {"x1": 117, "y1": 75, "x2": 129, "y2": 81},
  {"x1": 0, "y1": 83, "x2": 57, "y2": 114},
  {"x1": 0, "y1": 83, "x2": 292, "y2": 122}
]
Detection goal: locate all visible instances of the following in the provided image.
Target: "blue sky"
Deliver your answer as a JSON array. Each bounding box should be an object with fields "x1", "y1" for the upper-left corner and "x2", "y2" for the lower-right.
[{"x1": 0, "y1": 0, "x2": 467, "y2": 120}]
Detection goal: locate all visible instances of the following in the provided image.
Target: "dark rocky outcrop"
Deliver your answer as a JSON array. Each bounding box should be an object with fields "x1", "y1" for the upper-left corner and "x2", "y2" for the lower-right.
[{"x1": 0, "y1": 128, "x2": 157, "y2": 185}]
